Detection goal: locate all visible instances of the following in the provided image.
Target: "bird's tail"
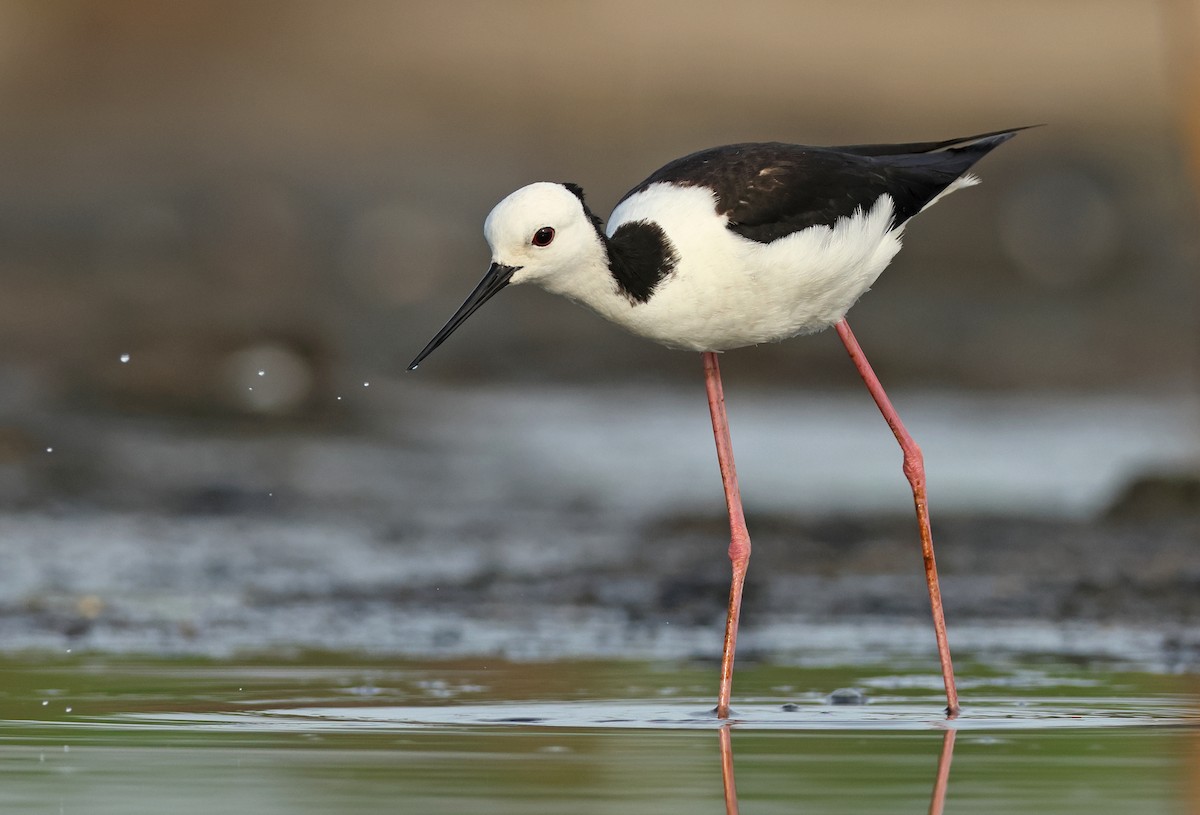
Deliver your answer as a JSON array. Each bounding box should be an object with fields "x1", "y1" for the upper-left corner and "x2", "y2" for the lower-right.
[{"x1": 860, "y1": 126, "x2": 1039, "y2": 225}]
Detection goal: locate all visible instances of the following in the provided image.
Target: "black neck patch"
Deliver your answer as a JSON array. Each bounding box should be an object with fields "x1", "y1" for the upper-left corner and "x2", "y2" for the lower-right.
[
  {"x1": 606, "y1": 220, "x2": 678, "y2": 304},
  {"x1": 562, "y1": 182, "x2": 678, "y2": 305}
]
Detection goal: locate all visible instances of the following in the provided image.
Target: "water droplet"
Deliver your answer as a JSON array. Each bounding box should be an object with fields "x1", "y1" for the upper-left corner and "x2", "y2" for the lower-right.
[
  {"x1": 119, "y1": 353, "x2": 131, "y2": 363},
  {"x1": 224, "y1": 343, "x2": 313, "y2": 414}
]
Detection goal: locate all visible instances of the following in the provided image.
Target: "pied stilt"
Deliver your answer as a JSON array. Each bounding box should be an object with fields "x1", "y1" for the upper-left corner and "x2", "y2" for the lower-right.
[{"x1": 410, "y1": 127, "x2": 1031, "y2": 718}]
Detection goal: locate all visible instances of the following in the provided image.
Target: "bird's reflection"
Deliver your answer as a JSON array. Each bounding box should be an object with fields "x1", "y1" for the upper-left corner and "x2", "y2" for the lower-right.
[{"x1": 717, "y1": 724, "x2": 957, "y2": 815}]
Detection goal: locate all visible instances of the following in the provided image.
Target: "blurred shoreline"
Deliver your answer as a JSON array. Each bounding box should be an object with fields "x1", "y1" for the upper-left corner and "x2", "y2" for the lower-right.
[{"x1": 1, "y1": 382, "x2": 1196, "y2": 667}]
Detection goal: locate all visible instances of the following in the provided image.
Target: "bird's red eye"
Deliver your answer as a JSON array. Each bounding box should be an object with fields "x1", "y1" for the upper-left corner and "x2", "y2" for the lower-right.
[{"x1": 532, "y1": 227, "x2": 555, "y2": 247}]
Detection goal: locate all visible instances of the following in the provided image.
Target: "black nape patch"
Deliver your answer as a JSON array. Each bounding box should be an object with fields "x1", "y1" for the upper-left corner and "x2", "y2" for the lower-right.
[
  {"x1": 607, "y1": 220, "x2": 678, "y2": 303},
  {"x1": 561, "y1": 182, "x2": 606, "y2": 241}
]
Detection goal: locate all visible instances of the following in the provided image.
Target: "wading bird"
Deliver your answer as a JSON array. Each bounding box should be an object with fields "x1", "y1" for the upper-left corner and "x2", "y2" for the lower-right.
[{"x1": 410, "y1": 127, "x2": 1028, "y2": 717}]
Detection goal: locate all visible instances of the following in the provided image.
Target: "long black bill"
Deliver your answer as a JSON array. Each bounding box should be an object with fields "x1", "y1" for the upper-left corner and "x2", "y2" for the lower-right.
[{"x1": 407, "y1": 262, "x2": 520, "y2": 370}]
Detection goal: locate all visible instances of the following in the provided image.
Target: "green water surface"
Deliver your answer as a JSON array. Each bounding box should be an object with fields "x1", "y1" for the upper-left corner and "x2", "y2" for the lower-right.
[{"x1": 0, "y1": 654, "x2": 1195, "y2": 814}]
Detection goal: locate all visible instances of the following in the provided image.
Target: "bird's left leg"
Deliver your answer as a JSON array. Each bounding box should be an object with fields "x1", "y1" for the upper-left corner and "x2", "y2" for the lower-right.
[
  {"x1": 702, "y1": 351, "x2": 751, "y2": 720},
  {"x1": 833, "y1": 318, "x2": 960, "y2": 716}
]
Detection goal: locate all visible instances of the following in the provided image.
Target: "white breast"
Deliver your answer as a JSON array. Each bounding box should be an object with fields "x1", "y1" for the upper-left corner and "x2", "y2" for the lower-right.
[{"x1": 595, "y1": 183, "x2": 904, "y2": 352}]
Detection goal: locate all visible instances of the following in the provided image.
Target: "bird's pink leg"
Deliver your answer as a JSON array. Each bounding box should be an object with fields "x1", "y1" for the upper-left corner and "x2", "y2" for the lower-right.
[
  {"x1": 702, "y1": 351, "x2": 751, "y2": 720},
  {"x1": 834, "y1": 318, "x2": 960, "y2": 716}
]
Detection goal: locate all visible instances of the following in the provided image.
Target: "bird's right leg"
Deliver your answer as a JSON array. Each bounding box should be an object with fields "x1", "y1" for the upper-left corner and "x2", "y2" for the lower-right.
[{"x1": 702, "y1": 351, "x2": 752, "y2": 720}]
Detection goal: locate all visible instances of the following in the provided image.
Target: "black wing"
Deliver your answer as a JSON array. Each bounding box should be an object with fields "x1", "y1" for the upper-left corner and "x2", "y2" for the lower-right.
[{"x1": 619, "y1": 127, "x2": 1028, "y2": 244}]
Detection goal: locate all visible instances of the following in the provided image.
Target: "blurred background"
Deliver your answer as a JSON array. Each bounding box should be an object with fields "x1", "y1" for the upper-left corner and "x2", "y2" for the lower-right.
[{"x1": 0, "y1": 0, "x2": 1197, "y2": 661}]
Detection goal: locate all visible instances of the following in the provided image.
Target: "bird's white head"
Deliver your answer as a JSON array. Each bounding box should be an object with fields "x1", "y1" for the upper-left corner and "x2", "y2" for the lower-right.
[
  {"x1": 484, "y1": 181, "x2": 603, "y2": 288},
  {"x1": 407, "y1": 182, "x2": 605, "y2": 370}
]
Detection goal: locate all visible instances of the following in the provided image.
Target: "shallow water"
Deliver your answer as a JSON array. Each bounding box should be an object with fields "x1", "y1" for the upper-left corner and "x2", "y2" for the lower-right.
[{"x1": 2, "y1": 654, "x2": 1195, "y2": 813}]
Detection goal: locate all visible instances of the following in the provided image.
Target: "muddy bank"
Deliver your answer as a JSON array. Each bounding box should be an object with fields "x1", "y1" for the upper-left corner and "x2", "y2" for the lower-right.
[{"x1": 1, "y1": 506, "x2": 1196, "y2": 670}]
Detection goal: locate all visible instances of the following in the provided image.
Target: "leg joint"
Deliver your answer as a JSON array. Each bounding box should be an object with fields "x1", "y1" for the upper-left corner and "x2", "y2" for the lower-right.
[
  {"x1": 901, "y1": 441, "x2": 925, "y2": 488},
  {"x1": 727, "y1": 531, "x2": 751, "y2": 569}
]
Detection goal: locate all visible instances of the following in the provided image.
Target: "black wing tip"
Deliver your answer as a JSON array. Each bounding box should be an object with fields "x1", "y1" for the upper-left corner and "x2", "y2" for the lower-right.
[
  {"x1": 836, "y1": 124, "x2": 1043, "y2": 158},
  {"x1": 943, "y1": 124, "x2": 1045, "y2": 151}
]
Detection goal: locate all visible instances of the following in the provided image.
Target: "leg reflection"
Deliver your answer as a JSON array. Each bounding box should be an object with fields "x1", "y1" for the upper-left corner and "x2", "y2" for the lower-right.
[
  {"x1": 928, "y1": 729, "x2": 957, "y2": 815},
  {"x1": 718, "y1": 724, "x2": 738, "y2": 815},
  {"x1": 716, "y1": 724, "x2": 956, "y2": 815}
]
